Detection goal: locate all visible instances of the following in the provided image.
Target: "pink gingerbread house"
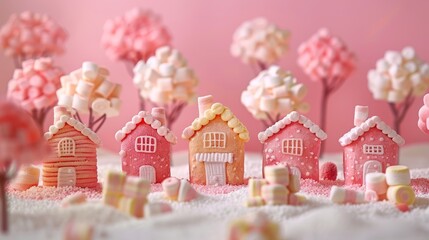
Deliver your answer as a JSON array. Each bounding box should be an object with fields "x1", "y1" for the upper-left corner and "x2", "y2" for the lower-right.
[
  {"x1": 339, "y1": 106, "x2": 405, "y2": 185},
  {"x1": 258, "y1": 111, "x2": 327, "y2": 180},
  {"x1": 115, "y1": 108, "x2": 177, "y2": 183}
]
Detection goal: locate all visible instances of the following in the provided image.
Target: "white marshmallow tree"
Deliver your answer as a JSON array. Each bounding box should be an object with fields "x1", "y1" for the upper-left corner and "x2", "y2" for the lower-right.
[
  {"x1": 133, "y1": 46, "x2": 198, "y2": 128},
  {"x1": 241, "y1": 65, "x2": 309, "y2": 127},
  {"x1": 56, "y1": 62, "x2": 122, "y2": 132},
  {"x1": 368, "y1": 47, "x2": 429, "y2": 134}
]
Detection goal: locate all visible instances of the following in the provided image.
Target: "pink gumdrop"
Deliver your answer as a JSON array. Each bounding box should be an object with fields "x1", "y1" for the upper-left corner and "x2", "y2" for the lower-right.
[{"x1": 320, "y1": 162, "x2": 337, "y2": 181}]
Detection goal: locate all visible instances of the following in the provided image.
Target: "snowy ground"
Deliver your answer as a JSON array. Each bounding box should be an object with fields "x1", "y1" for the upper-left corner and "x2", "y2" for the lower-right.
[{"x1": 4, "y1": 144, "x2": 429, "y2": 240}]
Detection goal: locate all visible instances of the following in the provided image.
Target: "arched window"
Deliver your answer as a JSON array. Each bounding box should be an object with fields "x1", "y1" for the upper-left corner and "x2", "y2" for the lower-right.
[
  {"x1": 58, "y1": 138, "x2": 76, "y2": 157},
  {"x1": 135, "y1": 136, "x2": 157, "y2": 153}
]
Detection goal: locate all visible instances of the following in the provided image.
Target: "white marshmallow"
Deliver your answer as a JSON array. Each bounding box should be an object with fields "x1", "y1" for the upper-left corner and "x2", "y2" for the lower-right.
[
  {"x1": 159, "y1": 63, "x2": 175, "y2": 77},
  {"x1": 75, "y1": 81, "x2": 94, "y2": 99},
  {"x1": 386, "y1": 165, "x2": 411, "y2": 186},
  {"x1": 96, "y1": 80, "x2": 115, "y2": 98},
  {"x1": 259, "y1": 96, "x2": 277, "y2": 112},
  {"x1": 82, "y1": 62, "x2": 99, "y2": 79},
  {"x1": 72, "y1": 95, "x2": 89, "y2": 113}
]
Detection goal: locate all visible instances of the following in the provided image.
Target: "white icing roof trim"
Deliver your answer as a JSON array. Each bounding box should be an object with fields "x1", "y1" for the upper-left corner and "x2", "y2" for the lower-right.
[
  {"x1": 44, "y1": 115, "x2": 101, "y2": 145},
  {"x1": 258, "y1": 111, "x2": 327, "y2": 143},
  {"x1": 115, "y1": 111, "x2": 177, "y2": 144},
  {"x1": 339, "y1": 116, "x2": 405, "y2": 147}
]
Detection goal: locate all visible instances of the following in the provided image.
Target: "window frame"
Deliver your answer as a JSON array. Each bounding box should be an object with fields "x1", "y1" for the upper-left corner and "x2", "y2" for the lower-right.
[
  {"x1": 362, "y1": 144, "x2": 384, "y2": 155},
  {"x1": 135, "y1": 136, "x2": 157, "y2": 153},
  {"x1": 58, "y1": 137, "x2": 76, "y2": 157},
  {"x1": 281, "y1": 138, "x2": 303, "y2": 156},
  {"x1": 203, "y1": 132, "x2": 226, "y2": 149}
]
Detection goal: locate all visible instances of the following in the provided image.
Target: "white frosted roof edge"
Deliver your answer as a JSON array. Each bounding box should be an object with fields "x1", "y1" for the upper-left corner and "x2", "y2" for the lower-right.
[
  {"x1": 258, "y1": 111, "x2": 328, "y2": 143},
  {"x1": 338, "y1": 116, "x2": 405, "y2": 146}
]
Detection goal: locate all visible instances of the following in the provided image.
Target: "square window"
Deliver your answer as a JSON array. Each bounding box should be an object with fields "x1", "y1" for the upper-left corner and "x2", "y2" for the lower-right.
[
  {"x1": 363, "y1": 144, "x2": 384, "y2": 155},
  {"x1": 203, "y1": 132, "x2": 226, "y2": 149},
  {"x1": 282, "y1": 138, "x2": 303, "y2": 156}
]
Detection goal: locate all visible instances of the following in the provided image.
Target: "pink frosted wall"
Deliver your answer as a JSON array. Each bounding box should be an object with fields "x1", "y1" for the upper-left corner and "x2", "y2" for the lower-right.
[{"x1": 1, "y1": 0, "x2": 429, "y2": 154}]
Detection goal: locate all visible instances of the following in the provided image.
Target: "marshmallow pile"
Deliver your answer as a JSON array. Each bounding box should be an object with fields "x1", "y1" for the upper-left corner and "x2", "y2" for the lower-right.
[
  {"x1": 241, "y1": 65, "x2": 309, "y2": 120},
  {"x1": 57, "y1": 62, "x2": 122, "y2": 117},
  {"x1": 418, "y1": 94, "x2": 429, "y2": 134},
  {"x1": 230, "y1": 18, "x2": 290, "y2": 65},
  {"x1": 102, "y1": 171, "x2": 173, "y2": 218},
  {"x1": 133, "y1": 46, "x2": 198, "y2": 105},
  {"x1": 245, "y1": 165, "x2": 305, "y2": 207},
  {"x1": 0, "y1": 11, "x2": 67, "y2": 59},
  {"x1": 368, "y1": 47, "x2": 429, "y2": 103},
  {"x1": 298, "y1": 28, "x2": 355, "y2": 82},
  {"x1": 7, "y1": 58, "x2": 63, "y2": 111},
  {"x1": 228, "y1": 212, "x2": 280, "y2": 240},
  {"x1": 161, "y1": 177, "x2": 199, "y2": 202},
  {"x1": 101, "y1": 8, "x2": 171, "y2": 63}
]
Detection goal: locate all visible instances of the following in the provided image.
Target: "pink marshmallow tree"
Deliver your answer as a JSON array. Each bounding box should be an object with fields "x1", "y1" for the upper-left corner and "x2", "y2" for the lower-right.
[
  {"x1": 418, "y1": 94, "x2": 429, "y2": 135},
  {"x1": 57, "y1": 62, "x2": 122, "y2": 132},
  {"x1": 0, "y1": 101, "x2": 48, "y2": 233},
  {"x1": 231, "y1": 18, "x2": 290, "y2": 73},
  {"x1": 133, "y1": 46, "x2": 199, "y2": 128},
  {"x1": 6, "y1": 58, "x2": 63, "y2": 130},
  {"x1": 241, "y1": 65, "x2": 309, "y2": 127},
  {"x1": 369, "y1": 47, "x2": 429, "y2": 134},
  {"x1": 297, "y1": 28, "x2": 355, "y2": 155},
  {"x1": 0, "y1": 11, "x2": 67, "y2": 68}
]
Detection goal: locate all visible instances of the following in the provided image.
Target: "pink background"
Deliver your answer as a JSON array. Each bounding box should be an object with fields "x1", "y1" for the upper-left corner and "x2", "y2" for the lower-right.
[{"x1": 1, "y1": 0, "x2": 429, "y2": 154}]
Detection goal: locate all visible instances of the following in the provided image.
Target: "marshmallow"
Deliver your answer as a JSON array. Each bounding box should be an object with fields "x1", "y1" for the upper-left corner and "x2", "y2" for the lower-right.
[
  {"x1": 386, "y1": 165, "x2": 411, "y2": 186},
  {"x1": 329, "y1": 186, "x2": 365, "y2": 204},
  {"x1": 162, "y1": 177, "x2": 180, "y2": 200},
  {"x1": 264, "y1": 165, "x2": 289, "y2": 186},
  {"x1": 33, "y1": 95, "x2": 52, "y2": 109},
  {"x1": 248, "y1": 178, "x2": 267, "y2": 197},
  {"x1": 82, "y1": 62, "x2": 99, "y2": 79},
  {"x1": 95, "y1": 80, "x2": 115, "y2": 98},
  {"x1": 72, "y1": 95, "x2": 90, "y2": 113},
  {"x1": 10, "y1": 165, "x2": 40, "y2": 191},
  {"x1": 64, "y1": 221, "x2": 93, "y2": 240},
  {"x1": 387, "y1": 185, "x2": 415, "y2": 205},
  {"x1": 123, "y1": 176, "x2": 150, "y2": 199},
  {"x1": 178, "y1": 179, "x2": 198, "y2": 202},
  {"x1": 103, "y1": 171, "x2": 126, "y2": 193},
  {"x1": 259, "y1": 96, "x2": 277, "y2": 112},
  {"x1": 244, "y1": 197, "x2": 265, "y2": 207},
  {"x1": 75, "y1": 81, "x2": 94, "y2": 99},
  {"x1": 57, "y1": 167, "x2": 76, "y2": 187},
  {"x1": 102, "y1": 191, "x2": 122, "y2": 208},
  {"x1": 61, "y1": 193, "x2": 87, "y2": 207},
  {"x1": 364, "y1": 189, "x2": 379, "y2": 203},
  {"x1": 58, "y1": 95, "x2": 73, "y2": 107},
  {"x1": 261, "y1": 184, "x2": 289, "y2": 205},
  {"x1": 288, "y1": 167, "x2": 301, "y2": 193},
  {"x1": 288, "y1": 193, "x2": 306, "y2": 206},
  {"x1": 144, "y1": 202, "x2": 173, "y2": 217},
  {"x1": 365, "y1": 172, "x2": 388, "y2": 199},
  {"x1": 29, "y1": 75, "x2": 45, "y2": 87},
  {"x1": 91, "y1": 98, "x2": 110, "y2": 115},
  {"x1": 118, "y1": 196, "x2": 146, "y2": 218}
]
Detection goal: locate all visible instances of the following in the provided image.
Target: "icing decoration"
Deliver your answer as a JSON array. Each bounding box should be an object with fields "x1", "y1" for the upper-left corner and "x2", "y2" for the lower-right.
[
  {"x1": 320, "y1": 162, "x2": 338, "y2": 181},
  {"x1": 101, "y1": 8, "x2": 171, "y2": 64},
  {"x1": 10, "y1": 165, "x2": 40, "y2": 191},
  {"x1": 230, "y1": 18, "x2": 290, "y2": 67},
  {"x1": 258, "y1": 111, "x2": 327, "y2": 143},
  {"x1": 228, "y1": 212, "x2": 281, "y2": 240},
  {"x1": 0, "y1": 11, "x2": 67, "y2": 63},
  {"x1": 6, "y1": 58, "x2": 63, "y2": 128},
  {"x1": 57, "y1": 61, "x2": 122, "y2": 132},
  {"x1": 195, "y1": 153, "x2": 233, "y2": 163},
  {"x1": 339, "y1": 116, "x2": 404, "y2": 146},
  {"x1": 241, "y1": 65, "x2": 309, "y2": 124}
]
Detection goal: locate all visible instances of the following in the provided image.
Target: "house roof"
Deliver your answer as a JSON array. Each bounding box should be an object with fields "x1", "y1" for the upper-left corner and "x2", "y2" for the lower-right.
[
  {"x1": 44, "y1": 115, "x2": 101, "y2": 145},
  {"x1": 258, "y1": 111, "x2": 327, "y2": 143},
  {"x1": 339, "y1": 116, "x2": 405, "y2": 147},
  {"x1": 182, "y1": 102, "x2": 250, "y2": 142},
  {"x1": 115, "y1": 111, "x2": 177, "y2": 144}
]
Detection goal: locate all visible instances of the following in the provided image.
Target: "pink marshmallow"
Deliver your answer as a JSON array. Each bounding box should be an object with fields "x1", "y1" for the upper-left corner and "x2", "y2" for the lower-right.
[{"x1": 177, "y1": 179, "x2": 198, "y2": 202}]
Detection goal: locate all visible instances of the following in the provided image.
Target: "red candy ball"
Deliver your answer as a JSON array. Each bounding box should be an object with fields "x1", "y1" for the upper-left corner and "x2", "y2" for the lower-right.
[{"x1": 320, "y1": 162, "x2": 338, "y2": 181}]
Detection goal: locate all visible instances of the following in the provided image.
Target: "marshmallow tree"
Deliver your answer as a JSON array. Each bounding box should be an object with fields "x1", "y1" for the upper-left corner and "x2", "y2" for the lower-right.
[
  {"x1": 6, "y1": 58, "x2": 63, "y2": 130},
  {"x1": 133, "y1": 46, "x2": 198, "y2": 128},
  {"x1": 231, "y1": 18, "x2": 290, "y2": 73},
  {"x1": 241, "y1": 65, "x2": 309, "y2": 127},
  {"x1": 369, "y1": 47, "x2": 429, "y2": 134},
  {"x1": 0, "y1": 11, "x2": 67, "y2": 68},
  {"x1": 298, "y1": 28, "x2": 355, "y2": 155},
  {"x1": 57, "y1": 62, "x2": 122, "y2": 132},
  {"x1": 0, "y1": 101, "x2": 47, "y2": 233},
  {"x1": 101, "y1": 8, "x2": 171, "y2": 71},
  {"x1": 418, "y1": 94, "x2": 429, "y2": 135}
]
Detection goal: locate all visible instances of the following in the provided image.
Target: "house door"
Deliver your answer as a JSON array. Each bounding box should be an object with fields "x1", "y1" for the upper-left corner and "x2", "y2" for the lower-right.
[
  {"x1": 362, "y1": 160, "x2": 382, "y2": 185},
  {"x1": 57, "y1": 167, "x2": 76, "y2": 187},
  {"x1": 139, "y1": 165, "x2": 156, "y2": 183},
  {"x1": 205, "y1": 162, "x2": 226, "y2": 186}
]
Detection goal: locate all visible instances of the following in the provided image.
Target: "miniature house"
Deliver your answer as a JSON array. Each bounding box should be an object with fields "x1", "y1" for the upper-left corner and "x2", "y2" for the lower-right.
[
  {"x1": 258, "y1": 111, "x2": 327, "y2": 181},
  {"x1": 115, "y1": 108, "x2": 177, "y2": 183},
  {"x1": 339, "y1": 106, "x2": 405, "y2": 185},
  {"x1": 182, "y1": 95, "x2": 249, "y2": 186},
  {"x1": 43, "y1": 107, "x2": 101, "y2": 188}
]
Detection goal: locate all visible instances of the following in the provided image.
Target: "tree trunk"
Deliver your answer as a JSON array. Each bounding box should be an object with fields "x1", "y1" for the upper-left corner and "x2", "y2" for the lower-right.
[
  {"x1": 0, "y1": 173, "x2": 8, "y2": 233},
  {"x1": 319, "y1": 84, "x2": 330, "y2": 157}
]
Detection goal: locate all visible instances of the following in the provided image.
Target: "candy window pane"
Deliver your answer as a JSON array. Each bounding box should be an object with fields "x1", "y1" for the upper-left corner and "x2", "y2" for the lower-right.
[
  {"x1": 363, "y1": 144, "x2": 384, "y2": 155},
  {"x1": 135, "y1": 136, "x2": 157, "y2": 153},
  {"x1": 58, "y1": 138, "x2": 76, "y2": 157},
  {"x1": 282, "y1": 138, "x2": 303, "y2": 156},
  {"x1": 203, "y1": 132, "x2": 226, "y2": 148}
]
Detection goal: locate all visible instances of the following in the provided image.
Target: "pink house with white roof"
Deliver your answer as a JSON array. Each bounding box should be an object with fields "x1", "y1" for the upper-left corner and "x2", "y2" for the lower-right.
[
  {"x1": 115, "y1": 108, "x2": 177, "y2": 183},
  {"x1": 258, "y1": 111, "x2": 327, "y2": 181},
  {"x1": 339, "y1": 106, "x2": 405, "y2": 185}
]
